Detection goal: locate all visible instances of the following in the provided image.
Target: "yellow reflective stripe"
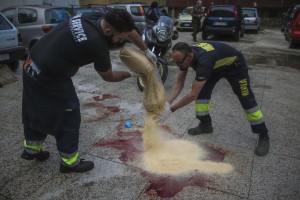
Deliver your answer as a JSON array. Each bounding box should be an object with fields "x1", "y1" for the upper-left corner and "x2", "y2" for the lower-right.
[
  {"x1": 246, "y1": 110, "x2": 263, "y2": 121},
  {"x1": 24, "y1": 140, "x2": 42, "y2": 151},
  {"x1": 214, "y1": 56, "x2": 237, "y2": 69},
  {"x1": 61, "y1": 152, "x2": 79, "y2": 166},
  {"x1": 193, "y1": 43, "x2": 215, "y2": 51},
  {"x1": 195, "y1": 103, "x2": 210, "y2": 112}
]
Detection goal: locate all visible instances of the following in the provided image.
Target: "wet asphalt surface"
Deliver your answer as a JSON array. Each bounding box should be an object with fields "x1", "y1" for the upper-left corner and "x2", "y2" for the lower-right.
[{"x1": 0, "y1": 27, "x2": 299, "y2": 200}]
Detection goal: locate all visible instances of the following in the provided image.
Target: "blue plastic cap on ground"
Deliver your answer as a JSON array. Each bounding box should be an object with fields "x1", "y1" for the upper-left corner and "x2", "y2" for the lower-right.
[{"x1": 124, "y1": 121, "x2": 133, "y2": 128}]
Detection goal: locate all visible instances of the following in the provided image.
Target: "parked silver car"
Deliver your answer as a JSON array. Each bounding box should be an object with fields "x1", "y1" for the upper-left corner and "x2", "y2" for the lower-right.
[
  {"x1": 107, "y1": 3, "x2": 150, "y2": 34},
  {"x1": 242, "y1": 7, "x2": 261, "y2": 33},
  {"x1": 0, "y1": 12, "x2": 25, "y2": 72},
  {"x1": 1, "y1": 5, "x2": 73, "y2": 52}
]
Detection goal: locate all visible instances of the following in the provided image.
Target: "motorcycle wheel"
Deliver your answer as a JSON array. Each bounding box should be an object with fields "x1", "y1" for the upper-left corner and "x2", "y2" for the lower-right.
[{"x1": 137, "y1": 60, "x2": 168, "y2": 92}]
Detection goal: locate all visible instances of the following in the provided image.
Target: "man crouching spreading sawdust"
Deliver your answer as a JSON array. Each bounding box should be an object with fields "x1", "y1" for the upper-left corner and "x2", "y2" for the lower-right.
[{"x1": 120, "y1": 46, "x2": 233, "y2": 176}]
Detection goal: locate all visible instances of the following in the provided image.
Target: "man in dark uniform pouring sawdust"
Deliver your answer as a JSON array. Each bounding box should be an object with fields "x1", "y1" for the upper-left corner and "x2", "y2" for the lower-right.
[{"x1": 21, "y1": 9, "x2": 157, "y2": 173}]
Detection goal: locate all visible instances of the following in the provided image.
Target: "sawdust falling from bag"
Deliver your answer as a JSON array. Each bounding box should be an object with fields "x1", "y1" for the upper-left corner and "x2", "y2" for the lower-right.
[
  {"x1": 119, "y1": 47, "x2": 233, "y2": 175},
  {"x1": 119, "y1": 47, "x2": 165, "y2": 117}
]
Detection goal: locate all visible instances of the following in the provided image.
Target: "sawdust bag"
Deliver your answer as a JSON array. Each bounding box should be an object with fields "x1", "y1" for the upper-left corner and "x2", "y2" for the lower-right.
[{"x1": 119, "y1": 47, "x2": 165, "y2": 116}]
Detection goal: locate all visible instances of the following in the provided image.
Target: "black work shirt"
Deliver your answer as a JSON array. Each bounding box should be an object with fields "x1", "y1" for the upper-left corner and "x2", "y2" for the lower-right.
[
  {"x1": 30, "y1": 12, "x2": 111, "y2": 77},
  {"x1": 189, "y1": 42, "x2": 241, "y2": 81}
]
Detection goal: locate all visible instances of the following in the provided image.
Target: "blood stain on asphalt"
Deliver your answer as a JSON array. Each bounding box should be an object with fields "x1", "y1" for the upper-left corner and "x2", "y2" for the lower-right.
[
  {"x1": 202, "y1": 145, "x2": 230, "y2": 162},
  {"x1": 106, "y1": 106, "x2": 120, "y2": 113},
  {"x1": 142, "y1": 172, "x2": 211, "y2": 198},
  {"x1": 93, "y1": 94, "x2": 119, "y2": 101},
  {"x1": 93, "y1": 124, "x2": 230, "y2": 198},
  {"x1": 82, "y1": 96, "x2": 121, "y2": 121},
  {"x1": 94, "y1": 129, "x2": 143, "y2": 162}
]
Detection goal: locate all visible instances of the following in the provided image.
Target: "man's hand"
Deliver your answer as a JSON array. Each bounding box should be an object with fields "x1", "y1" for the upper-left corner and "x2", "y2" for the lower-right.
[
  {"x1": 158, "y1": 102, "x2": 172, "y2": 122},
  {"x1": 129, "y1": 71, "x2": 142, "y2": 78},
  {"x1": 144, "y1": 49, "x2": 157, "y2": 64}
]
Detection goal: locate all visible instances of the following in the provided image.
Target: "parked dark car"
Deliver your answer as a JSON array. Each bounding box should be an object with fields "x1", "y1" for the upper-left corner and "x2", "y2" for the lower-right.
[
  {"x1": 281, "y1": 6, "x2": 294, "y2": 33},
  {"x1": 202, "y1": 4, "x2": 245, "y2": 41},
  {"x1": 0, "y1": 12, "x2": 25, "y2": 72},
  {"x1": 285, "y1": 7, "x2": 300, "y2": 48},
  {"x1": 1, "y1": 5, "x2": 73, "y2": 52}
]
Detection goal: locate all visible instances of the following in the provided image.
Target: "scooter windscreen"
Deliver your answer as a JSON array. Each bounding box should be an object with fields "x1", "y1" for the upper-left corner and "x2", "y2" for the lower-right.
[{"x1": 154, "y1": 16, "x2": 174, "y2": 42}]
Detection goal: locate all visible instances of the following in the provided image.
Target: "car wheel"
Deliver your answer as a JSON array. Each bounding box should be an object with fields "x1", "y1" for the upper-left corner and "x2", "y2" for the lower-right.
[
  {"x1": 137, "y1": 60, "x2": 168, "y2": 92},
  {"x1": 202, "y1": 31, "x2": 208, "y2": 40},
  {"x1": 288, "y1": 38, "x2": 295, "y2": 48},
  {"x1": 234, "y1": 30, "x2": 240, "y2": 42},
  {"x1": 7, "y1": 61, "x2": 19, "y2": 72}
]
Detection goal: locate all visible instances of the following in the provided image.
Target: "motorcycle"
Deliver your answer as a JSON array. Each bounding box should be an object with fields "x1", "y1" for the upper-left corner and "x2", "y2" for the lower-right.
[{"x1": 138, "y1": 15, "x2": 179, "y2": 91}]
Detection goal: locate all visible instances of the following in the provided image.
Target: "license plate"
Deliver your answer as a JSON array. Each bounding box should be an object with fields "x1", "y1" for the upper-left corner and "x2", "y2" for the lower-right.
[
  {"x1": 0, "y1": 54, "x2": 10, "y2": 61},
  {"x1": 183, "y1": 24, "x2": 191, "y2": 27},
  {"x1": 213, "y1": 22, "x2": 227, "y2": 26}
]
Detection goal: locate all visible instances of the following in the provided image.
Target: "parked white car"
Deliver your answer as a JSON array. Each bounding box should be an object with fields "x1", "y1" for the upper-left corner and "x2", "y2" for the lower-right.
[
  {"x1": 175, "y1": 7, "x2": 193, "y2": 31},
  {"x1": 242, "y1": 7, "x2": 261, "y2": 33},
  {"x1": 0, "y1": 12, "x2": 25, "y2": 72}
]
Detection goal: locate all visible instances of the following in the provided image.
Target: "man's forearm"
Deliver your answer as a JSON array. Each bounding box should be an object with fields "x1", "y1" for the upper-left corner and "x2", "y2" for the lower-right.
[
  {"x1": 170, "y1": 93, "x2": 196, "y2": 112},
  {"x1": 167, "y1": 83, "x2": 183, "y2": 105},
  {"x1": 98, "y1": 71, "x2": 130, "y2": 82},
  {"x1": 127, "y1": 30, "x2": 148, "y2": 51}
]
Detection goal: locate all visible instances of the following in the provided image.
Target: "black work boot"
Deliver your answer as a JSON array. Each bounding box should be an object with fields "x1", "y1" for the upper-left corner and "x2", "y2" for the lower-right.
[
  {"x1": 60, "y1": 159, "x2": 94, "y2": 173},
  {"x1": 21, "y1": 150, "x2": 50, "y2": 161},
  {"x1": 255, "y1": 133, "x2": 270, "y2": 156},
  {"x1": 188, "y1": 123, "x2": 213, "y2": 135}
]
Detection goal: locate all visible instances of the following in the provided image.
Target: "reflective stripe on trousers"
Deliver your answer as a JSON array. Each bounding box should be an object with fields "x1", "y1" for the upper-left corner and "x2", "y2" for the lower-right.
[
  {"x1": 245, "y1": 106, "x2": 265, "y2": 125},
  {"x1": 60, "y1": 151, "x2": 80, "y2": 167},
  {"x1": 195, "y1": 99, "x2": 210, "y2": 116},
  {"x1": 24, "y1": 139, "x2": 44, "y2": 154}
]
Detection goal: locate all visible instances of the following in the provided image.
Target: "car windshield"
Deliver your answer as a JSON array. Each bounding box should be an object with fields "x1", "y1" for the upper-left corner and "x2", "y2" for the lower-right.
[
  {"x1": 45, "y1": 8, "x2": 72, "y2": 24},
  {"x1": 242, "y1": 9, "x2": 256, "y2": 17},
  {"x1": 210, "y1": 6, "x2": 235, "y2": 17},
  {"x1": 74, "y1": 8, "x2": 94, "y2": 15},
  {"x1": 0, "y1": 14, "x2": 13, "y2": 30},
  {"x1": 181, "y1": 8, "x2": 192, "y2": 15}
]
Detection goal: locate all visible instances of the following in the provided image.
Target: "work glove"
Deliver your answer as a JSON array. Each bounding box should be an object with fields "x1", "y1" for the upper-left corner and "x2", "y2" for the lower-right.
[
  {"x1": 144, "y1": 49, "x2": 157, "y2": 64},
  {"x1": 158, "y1": 102, "x2": 172, "y2": 122},
  {"x1": 129, "y1": 71, "x2": 142, "y2": 78}
]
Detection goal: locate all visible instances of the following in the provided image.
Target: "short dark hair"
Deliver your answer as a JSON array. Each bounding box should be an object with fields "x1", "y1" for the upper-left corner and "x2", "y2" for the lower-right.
[
  {"x1": 151, "y1": 2, "x2": 158, "y2": 8},
  {"x1": 172, "y1": 42, "x2": 192, "y2": 54},
  {"x1": 104, "y1": 9, "x2": 135, "y2": 33}
]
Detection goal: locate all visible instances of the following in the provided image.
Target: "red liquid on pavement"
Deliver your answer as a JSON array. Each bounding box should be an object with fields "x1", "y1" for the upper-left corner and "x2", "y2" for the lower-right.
[
  {"x1": 93, "y1": 94, "x2": 119, "y2": 101},
  {"x1": 93, "y1": 124, "x2": 229, "y2": 198}
]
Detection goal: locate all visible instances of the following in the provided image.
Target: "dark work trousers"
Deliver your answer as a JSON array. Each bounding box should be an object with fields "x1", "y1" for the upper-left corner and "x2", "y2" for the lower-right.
[
  {"x1": 196, "y1": 55, "x2": 268, "y2": 134},
  {"x1": 192, "y1": 19, "x2": 202, "y2": 38},
  {"x1": 22, "y1": 57, "x2": 81, "y2": 155}
]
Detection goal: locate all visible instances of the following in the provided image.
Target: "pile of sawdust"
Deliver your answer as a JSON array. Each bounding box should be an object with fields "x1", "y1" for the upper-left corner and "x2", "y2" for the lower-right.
[
  {"x1": 142, "y1": 117, "x2": 233, "y2": 175},
  {"x1": 119, "y1": 47, "x2": 233, "y2": 175}
]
